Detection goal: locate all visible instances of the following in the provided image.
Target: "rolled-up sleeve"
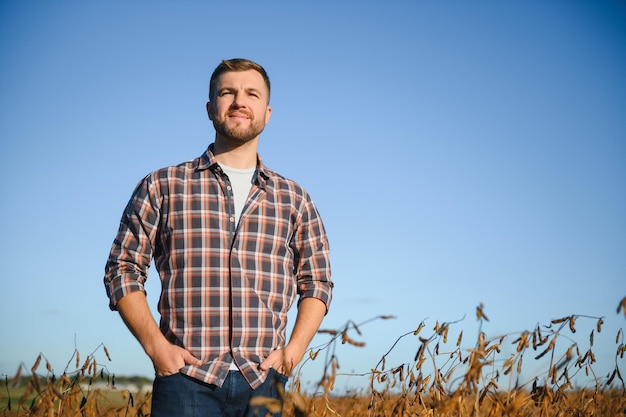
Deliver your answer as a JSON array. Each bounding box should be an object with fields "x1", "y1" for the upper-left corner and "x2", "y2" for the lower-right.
[
  {"x1": 104, "y1": 175, "x2": 161, "y2": 310},
  {"x1": 293, "y1": 196, "x2": 333, "y2": 313}
]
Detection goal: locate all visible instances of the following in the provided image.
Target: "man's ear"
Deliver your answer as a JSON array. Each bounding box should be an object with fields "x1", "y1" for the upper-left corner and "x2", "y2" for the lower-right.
[
  {"x1": 265, "y1": 105, "x2": 272, "y2": 125},
  {"x1": 206, "y1": 101, "x2": 214, "y2": 120}
]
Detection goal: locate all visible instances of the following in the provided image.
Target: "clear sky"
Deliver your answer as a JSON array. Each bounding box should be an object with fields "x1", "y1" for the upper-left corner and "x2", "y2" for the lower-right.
[{"x1": 1, "y1": 0, "x2": 624, "y2": 393}]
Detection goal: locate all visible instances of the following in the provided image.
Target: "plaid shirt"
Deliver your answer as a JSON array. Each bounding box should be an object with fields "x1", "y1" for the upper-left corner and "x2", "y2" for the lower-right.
[{"x1": 104, "y1": 145, "x2": 333, "y2": 389}]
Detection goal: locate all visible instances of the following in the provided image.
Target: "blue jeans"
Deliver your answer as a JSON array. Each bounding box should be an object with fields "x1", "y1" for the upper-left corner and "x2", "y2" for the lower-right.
[{"x1": 150, "y1": 369, "x2": 288, "y2": 417}]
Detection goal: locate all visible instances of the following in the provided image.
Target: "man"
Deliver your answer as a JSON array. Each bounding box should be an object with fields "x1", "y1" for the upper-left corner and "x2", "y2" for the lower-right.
[{"x1": 104, "y1": 58, "x2": 333, "y2": 417}]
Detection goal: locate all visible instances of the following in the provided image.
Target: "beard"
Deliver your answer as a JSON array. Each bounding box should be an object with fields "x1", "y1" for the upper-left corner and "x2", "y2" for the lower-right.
[{"x1": 212, "y1": 111, "x2": 267, "y2": 144}]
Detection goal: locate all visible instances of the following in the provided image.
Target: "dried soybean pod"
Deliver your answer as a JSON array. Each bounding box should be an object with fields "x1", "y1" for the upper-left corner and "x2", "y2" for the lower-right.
[
  {"x1": 569, "y1": 316, "x2": 576, "y2": 333},
  {"x1": 31, "y1": 354, "x2": 42, "y2": 373},
  {"x1": 104, "y1": 345, "x2": 112, "y2": 361}
]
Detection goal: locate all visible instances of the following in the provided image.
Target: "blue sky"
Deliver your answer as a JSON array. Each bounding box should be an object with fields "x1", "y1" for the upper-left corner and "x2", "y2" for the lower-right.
[{"x1": 1, "y1": 1, "x2": 624, "y2": 392}]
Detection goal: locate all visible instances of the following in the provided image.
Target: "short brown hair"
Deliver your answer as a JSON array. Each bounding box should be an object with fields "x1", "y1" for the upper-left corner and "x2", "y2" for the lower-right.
[{"x1": 209, "y1": 58, "x2": 271, "y2": 102}]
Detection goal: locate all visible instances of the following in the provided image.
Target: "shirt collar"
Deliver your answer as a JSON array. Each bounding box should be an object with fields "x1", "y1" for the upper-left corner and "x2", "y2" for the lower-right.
[{"x1": 196, "y1": 144, "x2": 270, "y2": 188}]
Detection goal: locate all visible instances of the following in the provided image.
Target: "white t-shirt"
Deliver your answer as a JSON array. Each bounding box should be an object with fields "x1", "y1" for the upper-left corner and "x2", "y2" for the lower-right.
[{"x1": 219, "y1": 164, "x2": 256, "y2": 226}]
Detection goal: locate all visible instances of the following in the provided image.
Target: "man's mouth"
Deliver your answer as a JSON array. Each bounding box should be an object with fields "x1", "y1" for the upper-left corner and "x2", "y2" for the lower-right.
[{"x1": 229, "y1": 111, "x2": 252, "y2": 120}]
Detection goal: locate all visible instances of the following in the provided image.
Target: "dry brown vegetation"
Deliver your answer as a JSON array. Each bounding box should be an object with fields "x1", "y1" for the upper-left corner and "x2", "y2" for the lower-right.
[{"x1": 3, "y1": 298, "x2": 626, "y2": 416}]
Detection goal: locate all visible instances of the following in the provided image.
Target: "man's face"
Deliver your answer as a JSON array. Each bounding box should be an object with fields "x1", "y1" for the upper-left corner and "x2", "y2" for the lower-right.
[{"x1": 207, "y1": 70, "x2": 272, "y2": 144}]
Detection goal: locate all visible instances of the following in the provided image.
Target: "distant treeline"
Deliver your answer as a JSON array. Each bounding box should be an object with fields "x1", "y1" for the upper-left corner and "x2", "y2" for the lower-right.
[{"x1": 4, "y1": 374, "x2": 152, "y2": 388}]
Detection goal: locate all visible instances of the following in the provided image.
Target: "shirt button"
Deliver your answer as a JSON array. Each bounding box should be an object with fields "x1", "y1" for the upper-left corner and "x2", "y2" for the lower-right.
[
  {"x1": 229, "y1": 217, "x2": 235, "y2": 222},
  {"x1": 232, "y1": 347, "x2": 239, "y2": 353},
  {"x1": 227, "y1": 185, "x2": 232, "y2": 191}
]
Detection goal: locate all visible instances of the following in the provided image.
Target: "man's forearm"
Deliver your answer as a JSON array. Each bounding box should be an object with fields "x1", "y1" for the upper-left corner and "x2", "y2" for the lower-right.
[
  {"x1": 116, "y1": 291, "x2": 168, "y2": 358},
  {"x1": 115, "y1": 291, "x2": 202, "y2": 375},
  {"x1": 285, "y1": 297, "x2": 327, "y2": 363},
  {"x1": 259, "y1": 297, "x2": 327, "y2": 373}
]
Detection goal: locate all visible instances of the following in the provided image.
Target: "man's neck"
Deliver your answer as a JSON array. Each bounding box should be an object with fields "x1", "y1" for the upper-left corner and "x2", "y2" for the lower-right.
[{"x1": 212, "y1": 137, "x2": 258, "y2": 169}]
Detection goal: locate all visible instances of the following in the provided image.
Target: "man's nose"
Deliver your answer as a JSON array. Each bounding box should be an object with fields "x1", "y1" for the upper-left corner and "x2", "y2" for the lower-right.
[{"x1": 231, "y1": 93, "x2": 247, "y2": 108}]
